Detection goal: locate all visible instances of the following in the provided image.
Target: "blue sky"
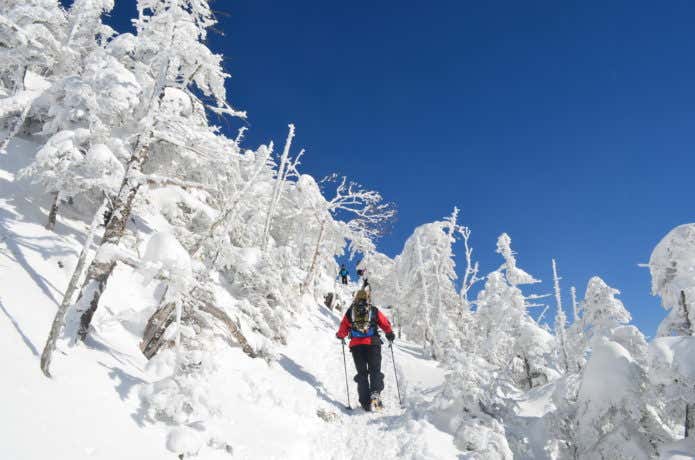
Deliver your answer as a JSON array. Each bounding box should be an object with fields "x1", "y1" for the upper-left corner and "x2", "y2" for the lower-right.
[{"x1": 100, "y1": 0, "x2": 695, "y2": 335}]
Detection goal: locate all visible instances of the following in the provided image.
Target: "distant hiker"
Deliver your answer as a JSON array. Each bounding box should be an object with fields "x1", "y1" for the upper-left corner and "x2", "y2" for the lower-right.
[
  {"x1": 336, "y1": 289, "x2": 395, "y2": 411},
  {"x1": 338, "y1": 264, "x2": 349, "y2": 285},
  {"x1": 357, "y1": 267, "x2": 369, "y2": 289}
]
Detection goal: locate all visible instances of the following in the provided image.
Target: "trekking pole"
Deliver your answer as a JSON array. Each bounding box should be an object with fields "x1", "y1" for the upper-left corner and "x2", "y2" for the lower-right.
[
  {"x1": 389, "y1": 342, "x2": 403, "y2": 407},
  {"x1": 341, "y1": 340, "x2": 351, "y2": 410}
]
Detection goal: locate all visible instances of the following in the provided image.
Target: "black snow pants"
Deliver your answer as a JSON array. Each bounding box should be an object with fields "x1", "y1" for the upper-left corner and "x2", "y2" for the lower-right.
[
  {"x1": 351, "y1": 344, "x2": 384, "y2": 408},
  {"x1": 341, "y1": 275, "x2": 348, "y2": 285}
]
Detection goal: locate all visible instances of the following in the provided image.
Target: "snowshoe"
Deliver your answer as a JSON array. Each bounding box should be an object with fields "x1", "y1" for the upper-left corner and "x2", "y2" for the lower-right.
[{"x1": 370, "y1": 392, "x2": 383, "y2": 412}]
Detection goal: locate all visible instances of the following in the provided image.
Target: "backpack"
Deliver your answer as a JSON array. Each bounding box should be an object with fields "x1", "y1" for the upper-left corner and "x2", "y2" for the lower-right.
[{"x1": 350, "y1": 302, "x2": 377, "y2": 338}]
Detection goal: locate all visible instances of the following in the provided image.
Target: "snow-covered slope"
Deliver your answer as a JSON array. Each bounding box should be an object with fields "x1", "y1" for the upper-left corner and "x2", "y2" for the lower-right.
[{"x1": 0, "y1": 137, "x2": 461, "y2": 459}]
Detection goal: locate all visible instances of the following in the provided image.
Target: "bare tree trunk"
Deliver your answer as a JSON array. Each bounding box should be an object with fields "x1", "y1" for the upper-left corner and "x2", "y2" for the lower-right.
[
  {"x1": 46, "y1": 192, "x2": 60, "y2": 231},
  {"x1": 302, "y1": 219, "x2": 326, "y2": 294},
  {"x1": 73, "y1": 141, "x2": 150, "y2": 342},
  {"x1": 683, "y1": 291, "x2": 695, "y2": 438},
  {"x1": 40, "y1": 198, "x2": 107, "y2": 377},
  {"x1": 687, "y1": 404, "x2": 695, "y2": 439},
  {"x1": 140, "y1": 302, "x2": 177, "y2": 359},
  {"x1": 141, "y1": 297, "x2": 256, "y2": 360},
  {"x1": 198, "y1": 301, "x2": 256, "y2": 358},
  {"x1": 681, "y1": 290, "x2": 692, "y2": 334},
  {"x1": 523, "y1": 354, "x2": 534, "y2": 389},
  {"x1": 261, "y1": 124, "x2": 294, "y2": 252}
]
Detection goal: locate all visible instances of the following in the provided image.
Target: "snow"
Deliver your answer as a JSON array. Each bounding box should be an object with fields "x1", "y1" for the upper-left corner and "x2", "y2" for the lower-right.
[
  {"x1": 0, "y1": 136, "x2": 463, "y2": 459},
  {"x1": 0, "y1": 136, "x2": 166, "y2": 460},
  {"x1": 143, "y1": 231, "x2": 192, "y2": 279},
  {"x1": 0, "y1": 71, "x2": 50, "y2": 119},
  {"x1": 4, "y1": 0, "x2": 695, "y2": 455},
  {"x1": 516, "y1": 382, "x2": 556, "y2": 418},
  {"x1": 650, "y1": 223, "x2": 695, "y2": 301},
  {"x1": 167, "y1": 426, "x2": 205, "y2": 456},
  {"x1": 578, "y1": 337, "x2": 639, "y2": 416},
  {"x1": 650, "y1": 336, "x2": 695, "y2": 384},
  {"x1": 662, "y1": 439, "x2": 695, "y2": 460}
]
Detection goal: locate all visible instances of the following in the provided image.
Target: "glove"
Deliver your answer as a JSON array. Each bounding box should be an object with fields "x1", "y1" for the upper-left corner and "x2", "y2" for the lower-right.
[
  {"x1": 386, "y1": 332, "x2": 395, "y2": 343},
  {"x1": 336, "y1": 333, "x2": 345, "y2": 344}
]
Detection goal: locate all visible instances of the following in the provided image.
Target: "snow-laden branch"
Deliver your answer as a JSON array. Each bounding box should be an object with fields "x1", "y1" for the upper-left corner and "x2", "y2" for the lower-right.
[
  {"x1": 262, "y1": 124, "x2": 296, "y2": 252},
  {"x1": 140, "y1": 173, "x2": 217, "y2": 193}
]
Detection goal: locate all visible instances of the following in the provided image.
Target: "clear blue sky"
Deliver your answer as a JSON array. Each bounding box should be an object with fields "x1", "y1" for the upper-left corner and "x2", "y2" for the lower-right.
[{"x1": 99, "y1": 0, "x2": 695, "y2": 335}]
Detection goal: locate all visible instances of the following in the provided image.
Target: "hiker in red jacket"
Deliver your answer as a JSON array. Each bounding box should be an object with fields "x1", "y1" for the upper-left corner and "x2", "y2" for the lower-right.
[{"x1": 336, "y1": 289, "x2": 395, "y2": 411}]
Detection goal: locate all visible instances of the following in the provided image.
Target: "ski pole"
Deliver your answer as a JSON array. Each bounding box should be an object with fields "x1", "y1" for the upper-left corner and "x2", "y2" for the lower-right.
[
  {"x1": 341, "y1": 340, "x2": 351, "y2": 410},
  {"x1": 389, "y1": 342, "x2": 402, "y2": 406}
]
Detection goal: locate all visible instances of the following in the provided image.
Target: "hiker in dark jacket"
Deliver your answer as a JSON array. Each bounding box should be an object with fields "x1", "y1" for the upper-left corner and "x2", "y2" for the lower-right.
[
  {"x1": 336, "y1": 289, "x2": 395, "y2": 411},
  {"x1": 356, "y1": 267, "x2": 369, "y2": 289}
]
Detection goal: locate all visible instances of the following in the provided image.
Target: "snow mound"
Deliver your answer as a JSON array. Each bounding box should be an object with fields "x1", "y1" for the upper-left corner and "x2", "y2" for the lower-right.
[
  {"x1": 166, "y1": 426, "x2": 204, "y2": 456},
  {"x1": 650, "y1": 336, "x2": 695, "y2": 383},
  {"x1": 661, "y1": 439, "x2": 695, "y2": 460},
  {"x1": 579, "y1": 337, "x2": 640, "y2": 415},
  {"x1": 143, "y1": 231, "x2": 192, "y2": 279}
]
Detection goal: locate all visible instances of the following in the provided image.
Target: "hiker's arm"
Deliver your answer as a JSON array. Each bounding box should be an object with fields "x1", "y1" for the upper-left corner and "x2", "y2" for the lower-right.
[
  {"x1": 336, "y1": 314, "x2": 351, "y2": 339},
  {"x1": 376, "y1": 310, "x2": 393, "y2": 335}
]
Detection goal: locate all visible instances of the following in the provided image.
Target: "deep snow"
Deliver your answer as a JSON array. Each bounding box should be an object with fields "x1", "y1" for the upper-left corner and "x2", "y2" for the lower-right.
[{"x1": 0, "y1": 136, "x2": 462, "y2": 459}]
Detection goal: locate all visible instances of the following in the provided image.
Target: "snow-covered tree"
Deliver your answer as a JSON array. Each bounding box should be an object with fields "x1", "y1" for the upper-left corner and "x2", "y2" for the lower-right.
[
  {"x1": 580, "y1": 276, "x2": 631, "y2": 345},
  {"x1": 0, "y1": 0, "x2": 66, "y2": 86},
  {"x1": 428, "y1": 350, "x2": 513, "y2": 458},
  {"x1": 301, "y1": 175, "x2": 395, "y2": 294},
  {"x1": 575, "y1": 337, "x2": 656, "y2": 460},
  {"x1": 69, "y1": 0, "x2": 245, "y2": 342},
  {"x1": 648, "y1": 223, "x2": 695, "y2": 440},
  {"x1": 496, "y1": 232, "x2": 540, "y2": 287},
  {"x1": 386, "y1": 212, "x2": 464, "y2": 360},
  {"x1": 649, "y1": 223, "x2": 695, "y2": 337},
  {"x1": 0, "y1": 0, "x2": 66, "y2": 150},
  {"x1": 260, "y1": 124, "x2": 303, "y2": 252},
  {"x1": 19, "y1": 130, "x2": 125, "y2": 229},
  {"x1": 475, "y1": 234, "x2": 553, "y2": 389},
  {"x1": 11, "y1": 0, "x2": 140, "y2": 225},
  {"x1": 458, "y1": 213, "x2": 482, "y2": 308}
]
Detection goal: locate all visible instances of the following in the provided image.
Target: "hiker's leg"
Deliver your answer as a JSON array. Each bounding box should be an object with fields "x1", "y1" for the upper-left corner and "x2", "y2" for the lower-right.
[
  {"x1": 351, "y1": 346, "x2": 370, "y2": 408},
  {"x1": 366, "y1": 345, "x2": 384, "y2": 394}
]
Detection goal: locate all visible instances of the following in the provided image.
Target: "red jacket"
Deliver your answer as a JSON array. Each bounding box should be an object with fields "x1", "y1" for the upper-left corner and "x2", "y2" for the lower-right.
[{"x1": 337, "y1": 306, "x2": 393, "y2": 348}]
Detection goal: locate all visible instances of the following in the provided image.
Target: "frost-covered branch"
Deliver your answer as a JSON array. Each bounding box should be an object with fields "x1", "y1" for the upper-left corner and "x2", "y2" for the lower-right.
[
  {"x1": 262, "y1": 124, "x2": 296, "y2": 252},
  {"x1": 571, "y1": 285, "x2": 579, "y2": 323},
  {"x1": 552, "y1": 258, "x2": 569, "y2": 373},
  {"x1": 459, "y1": 221, "x2": 482, "y2": 304}
]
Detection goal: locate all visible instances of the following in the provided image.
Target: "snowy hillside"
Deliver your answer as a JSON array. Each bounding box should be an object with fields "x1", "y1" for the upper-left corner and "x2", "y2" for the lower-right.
[
  {"x1": 4, "y1": 1, "x2": 695, "y2": 459},
  {"x1": 0, "y1": 138, "x2": 461, "y2": 459}
]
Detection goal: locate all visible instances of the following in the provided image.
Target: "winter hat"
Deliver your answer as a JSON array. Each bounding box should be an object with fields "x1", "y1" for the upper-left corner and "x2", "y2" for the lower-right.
[{"x1": 355, "y1": 290, "x2": 369, "y2": 302}]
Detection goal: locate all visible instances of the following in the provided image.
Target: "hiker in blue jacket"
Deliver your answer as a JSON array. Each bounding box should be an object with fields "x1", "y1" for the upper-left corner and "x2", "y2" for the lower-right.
[{"x1": 338, "y1": 264, "x2": 349, "y2": 285}]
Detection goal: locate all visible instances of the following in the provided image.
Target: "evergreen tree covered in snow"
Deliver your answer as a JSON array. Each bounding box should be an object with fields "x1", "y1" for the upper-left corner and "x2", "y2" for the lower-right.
[
  {"x1": 387, "y1": 211, "x2": 464, "y2": 360},
  {"x1": 579, "y1": 276, "x2": 632, "y2": 347},
  {"x1": 649, "y1": 224, "x2": 695, "y2": 337},
  {"x1": 0, "y1": 0, "x2": 66, "y2": 87},
  {"x1": 648, "y1": 223, "x2": 695, "y2": 441},
  {"x1": 547, "y1": 276, "x2": 661, "y2": 460},
  {"x1": 475, "y1": 234, "x2": 554, "y2": 389}
]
